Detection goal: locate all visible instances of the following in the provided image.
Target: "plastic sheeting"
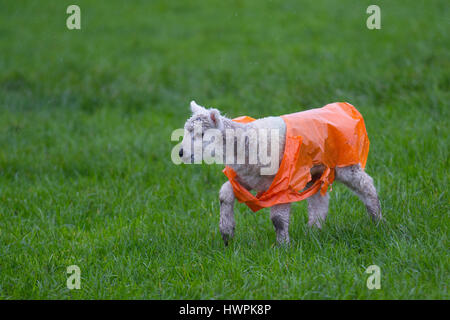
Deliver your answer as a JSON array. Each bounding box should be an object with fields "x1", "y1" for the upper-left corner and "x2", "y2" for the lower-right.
[{"x1": 223, "y1": 102, "x2": 370, "y2": 212}]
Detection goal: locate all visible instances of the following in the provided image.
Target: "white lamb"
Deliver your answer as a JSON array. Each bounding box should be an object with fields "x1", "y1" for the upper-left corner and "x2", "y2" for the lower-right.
[{"x1": 179, "y1": 101, "x2": 382, "y2": 245}]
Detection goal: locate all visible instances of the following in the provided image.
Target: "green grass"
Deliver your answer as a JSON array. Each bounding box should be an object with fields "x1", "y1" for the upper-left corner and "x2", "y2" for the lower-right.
[{"x1": 0, "y1": 0, "x2": 448, "y2": 299}]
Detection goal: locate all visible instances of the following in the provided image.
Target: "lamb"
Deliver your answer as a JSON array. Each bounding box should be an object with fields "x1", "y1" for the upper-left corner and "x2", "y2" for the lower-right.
[{"x1": 179, "y1": 101, "x2": 382, "y2": 245}]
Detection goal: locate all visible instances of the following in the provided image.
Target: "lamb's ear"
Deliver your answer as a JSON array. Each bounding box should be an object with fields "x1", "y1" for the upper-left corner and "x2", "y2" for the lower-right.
[
  {"x1": 209, "y1": 108, "x2": 224, "y2": 131},
  {"x1": 190, "y1": 100, "x2": 205, "y2": 114}
]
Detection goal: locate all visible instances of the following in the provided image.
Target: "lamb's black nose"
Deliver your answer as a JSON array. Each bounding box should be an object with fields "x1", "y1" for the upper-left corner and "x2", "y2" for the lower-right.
[{"x1": 179, "y1": 148, "x2": 183, "y2": 157}]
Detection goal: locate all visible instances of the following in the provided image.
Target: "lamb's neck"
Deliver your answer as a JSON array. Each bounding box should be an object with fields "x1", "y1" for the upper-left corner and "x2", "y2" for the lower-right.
[
  {"x1": 222, "y1": 117, "x2": 246, "y2": 131},
  {"x1": 221, "y1": 117, "x2": 255, "y2": 172}
]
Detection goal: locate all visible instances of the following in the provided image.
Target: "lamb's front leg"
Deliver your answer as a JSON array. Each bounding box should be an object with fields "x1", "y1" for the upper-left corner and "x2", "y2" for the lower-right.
[
  {"x1": 219, "y1": 181, "x2": 235, "y2": 246},
  {"x1": 270, "y1": 203, "x2": 291, "y2": 245}
]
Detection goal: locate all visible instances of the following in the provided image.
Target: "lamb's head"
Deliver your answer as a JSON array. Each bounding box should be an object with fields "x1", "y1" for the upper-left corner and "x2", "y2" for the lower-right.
[{"x1": 180, "y1": 101, "x2": 224, "y2": 164}]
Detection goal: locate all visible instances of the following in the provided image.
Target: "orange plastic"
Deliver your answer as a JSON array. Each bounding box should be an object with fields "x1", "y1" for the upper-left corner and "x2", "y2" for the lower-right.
[{"x1": 223, "y1": 102, "x2": 370, "y2": 212}]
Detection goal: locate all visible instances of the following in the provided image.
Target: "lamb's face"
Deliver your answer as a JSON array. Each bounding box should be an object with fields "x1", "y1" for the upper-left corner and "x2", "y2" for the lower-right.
[{"x1": 180, "y1": 101, "x2": 224, "y2": 164}]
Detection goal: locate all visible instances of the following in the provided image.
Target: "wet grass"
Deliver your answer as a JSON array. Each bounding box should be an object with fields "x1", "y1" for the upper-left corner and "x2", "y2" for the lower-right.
[{"x1": 0, "y1": 0, "x2": 448, "y2": 299}]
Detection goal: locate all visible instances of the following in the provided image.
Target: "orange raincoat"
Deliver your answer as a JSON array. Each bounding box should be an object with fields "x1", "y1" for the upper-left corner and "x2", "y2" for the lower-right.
[{"x1": 223, "y1": 102, "x2": 370, "y2": 212}]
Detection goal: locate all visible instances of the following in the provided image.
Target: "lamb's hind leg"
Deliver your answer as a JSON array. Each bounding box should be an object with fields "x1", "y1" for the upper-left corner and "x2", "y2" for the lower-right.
[
  {"x1": 307, "y1": 192, "x2": 329, "y2": 229},
  {"x1": 219, "y1": 181, "x2": 236, "y2": 246},
  {"x1": 270, "y1": 203, "x2": 291, "y2": 245},
  {"x1": 335, "y1": 165, "x2": 382, "y2": 222}
]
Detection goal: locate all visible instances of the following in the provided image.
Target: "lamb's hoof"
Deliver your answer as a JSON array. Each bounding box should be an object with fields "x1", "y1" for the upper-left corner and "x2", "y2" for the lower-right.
[
  {"x1": 372, "y1": 214, "x2": 384, "y2": 226},
  {"x1": 275, "y1": 237, "x2": 290, "y2": 247},
  {"x1": 222, "y1": 234, "x2": 231, "y2": 246},
  {"x1": 275, "y1": 242, "x2": 290, "y2": 248},
  {"x1": 308, "y1": 220, "x2": 323, "y2": 229}
]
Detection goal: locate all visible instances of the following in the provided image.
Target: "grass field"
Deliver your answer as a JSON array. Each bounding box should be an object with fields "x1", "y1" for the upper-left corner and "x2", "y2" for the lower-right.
[{"x1": 0, "y1": 0, "x2": 448, "y2": 299}]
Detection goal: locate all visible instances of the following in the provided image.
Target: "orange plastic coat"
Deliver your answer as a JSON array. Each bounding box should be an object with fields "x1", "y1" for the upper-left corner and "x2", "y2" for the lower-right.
[{"x1": 223, "y1": 102, "x2": 370, "y2": 212}]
